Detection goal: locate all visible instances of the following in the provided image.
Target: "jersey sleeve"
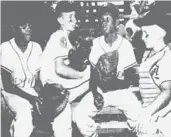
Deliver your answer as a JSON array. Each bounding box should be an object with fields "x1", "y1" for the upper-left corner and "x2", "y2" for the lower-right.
[
  {"x1": 158, "y1": 52, "x2": 171, "y2": 85},
  {"x1": 89, "y1": 38, "x2": 102, "y2": 67},
  {"x1": 41, "y1": 32, "x2": 69, "y2": 62},
  {"x1": 0, "y1": 43, "x2": 13, "y2": 73},
  {"x1": 40, "y1": 32, "x2": 69, "y2": 85},
  {"x1": 34, "y1": 43, "x2": 43, "y2": 72},
  {"x1": 119, "y1": 39, "x2": 137, "y2": 70}
]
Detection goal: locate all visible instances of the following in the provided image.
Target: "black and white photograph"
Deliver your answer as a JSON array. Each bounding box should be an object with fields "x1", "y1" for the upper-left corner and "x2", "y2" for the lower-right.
[{"x1": 1, "y1": 1, "x2": 171, "y2": 137}]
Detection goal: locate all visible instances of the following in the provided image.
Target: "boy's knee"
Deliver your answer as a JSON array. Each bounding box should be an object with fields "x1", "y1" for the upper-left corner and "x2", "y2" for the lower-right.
[{"x1": 13, "y1": 116, "x2": 33, "y2": 137}]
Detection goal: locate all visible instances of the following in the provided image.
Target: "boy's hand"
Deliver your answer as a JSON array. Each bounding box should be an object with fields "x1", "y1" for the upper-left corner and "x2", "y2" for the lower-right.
[{"x1": 94, "y1": 92, "x2": 104, "y2": 110}]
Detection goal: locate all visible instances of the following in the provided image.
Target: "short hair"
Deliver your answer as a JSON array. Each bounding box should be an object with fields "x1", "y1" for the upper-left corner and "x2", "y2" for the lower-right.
[
  {"x1": 98, "y1": 3, "x2": 119, "y2": 23},
  {"x1": 55, "y1": 1, "x2": 76, "y2": 18}
]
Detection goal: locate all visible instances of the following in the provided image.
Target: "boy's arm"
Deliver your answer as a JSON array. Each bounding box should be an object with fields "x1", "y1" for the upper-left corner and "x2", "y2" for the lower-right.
[
  {"x1": 90, "y1": 65, "x2": 104, "y2": 110},
  {"x1": 55, "y1": 57, "x2": 84, "y2": 79},
  {"x1": 1, "y1": 68, "x2": 42, "y2": 114}
]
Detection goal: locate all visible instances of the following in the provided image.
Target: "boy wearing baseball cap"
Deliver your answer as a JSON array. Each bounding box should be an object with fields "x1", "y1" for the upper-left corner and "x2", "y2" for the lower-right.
[
  {"x1": 132, "y1": 9, "x2": 171, "y2": 137},
  {"x1": 40, "y1": 1, "x2": 90, "y2": 137},
  {"x1": 74, "y1": 3, "x2": 141, "y2": 137}
]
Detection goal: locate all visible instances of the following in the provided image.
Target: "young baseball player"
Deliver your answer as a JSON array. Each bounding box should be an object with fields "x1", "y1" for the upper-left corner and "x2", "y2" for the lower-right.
[
  {"x1": 40, "y1": 1, "x2": 90, "y2": 137},
  {"x1": 131, "y1": 11, "x2": 171, "y2": 137},
  {"x1": 73, "y1": 3, "x2": 142, "y2": 137},
  {"x1": 1, "y1": 17, "x2": 42, "y2": 137}
]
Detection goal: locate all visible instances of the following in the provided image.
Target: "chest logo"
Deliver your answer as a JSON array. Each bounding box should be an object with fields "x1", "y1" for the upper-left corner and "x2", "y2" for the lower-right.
[
  {"x1": 151, "y1": 64, "x2": 159, "y2": 79},
  {"x1": 60, "y1": 36, "x2": 67, "y2": 48}
]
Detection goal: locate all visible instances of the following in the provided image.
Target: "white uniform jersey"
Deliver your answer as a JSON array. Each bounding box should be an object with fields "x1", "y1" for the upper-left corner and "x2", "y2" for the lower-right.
[
  {"x1": 139, "y1": 46, "x2": 171, "y2": 106},
  {"x1": 40, "y1": 30, "x2": 90, "y2": 89},
  {"x1": 89, "y1": 34, "x2": 137, "y2": 73},
  {"x1": 0, "y1": 38, "x2": 42, "y2": 96}
]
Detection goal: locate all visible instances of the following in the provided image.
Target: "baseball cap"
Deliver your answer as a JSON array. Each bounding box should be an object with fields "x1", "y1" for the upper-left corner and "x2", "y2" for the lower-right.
[
  {"x1": 55, "y1": 1, "x2": 77, "y2": 18},
  {"x1": 98, "y1": 3, "x2": 119, "y2": 22},
  {"x1": 134, "y1": 2, "x2": 171, "y2": 32},
  {"x1": 133, "y1": 3, "x2": 171, "y2": 44}
]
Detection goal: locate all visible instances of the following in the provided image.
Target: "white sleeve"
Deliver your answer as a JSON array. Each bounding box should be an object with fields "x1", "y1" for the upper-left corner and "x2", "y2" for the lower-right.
[
  {"x1": 40, "y1": 33, "x2": 68, "y2": 85},
  {"x1": 119, "y1": 39, "x2": 137, "y2": 70},
  {"x1": 34, "y1": 43, "x2": 42, "y2": 72},
  {"x1": 0, "y1": 43, "x2": 13, "y2": 73},
  {"x1": 89, "y1": 38, "x2": 101, "y2": 67},
  {"x1": 158, "y1": 53, "x2": 171, "y2": 85}
]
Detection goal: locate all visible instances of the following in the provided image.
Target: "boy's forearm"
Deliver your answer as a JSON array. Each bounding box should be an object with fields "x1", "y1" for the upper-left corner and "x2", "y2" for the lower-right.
[
  {"x1": 146, "y1": 89, "x2": 171, "y2": 116},
  {"x1": 89, "y1": 66, "x2": 99, "y2": 97},
  {"x1": 1, "y1": 68, "x2": 34, "y2": 102},
  {"x1": 56, "y1": 65, "x2": 82, "y2": 79}
]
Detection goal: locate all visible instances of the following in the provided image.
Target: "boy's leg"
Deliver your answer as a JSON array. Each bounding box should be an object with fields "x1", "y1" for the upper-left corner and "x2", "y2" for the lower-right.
[
  {"x1": 73, "y1": 92, "x2": 99, "y2": 137},
  {"x1": 52, "y1": 103, "x2": 72, "y2": 137},
  {"x1": 102, "y1": 88, "x2": 142, "y2": 130},
  {"x1": 2, "y1": 91, "x2": 34, "y2": 137},
  {"x1": 74, "y1": 88, "x2": 142, "y2": 137},
  {"x1": 68, "y1": 81, "x2": 89, "y2": 103}
]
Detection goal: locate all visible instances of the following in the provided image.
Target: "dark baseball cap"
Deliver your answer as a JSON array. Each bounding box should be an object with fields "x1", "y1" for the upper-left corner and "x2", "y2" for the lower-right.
[
  {"x1": 98, "y1": 3, "x2": 119, "y2": 22},
  {"x1": 55, "y1": 1, "x2": 77, "y2": 18},
  {"x1": 134, "y1": 2, "x2": 171, "y2": 32},
  {"x1": 134, "y1": 3, "x2": 171, "y2": 44}
]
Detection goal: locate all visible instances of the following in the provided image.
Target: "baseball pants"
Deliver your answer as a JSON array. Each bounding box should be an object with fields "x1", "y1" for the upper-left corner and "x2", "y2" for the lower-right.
[
  {"x1": 2, "y1": 90, "x2": 37, "y2": 137},
  {"x1": 73, "y1": 87, "x2": 142, "y2": 137},
  {"x1": 52, "y1": 81, "x2": 89, "y2": 137}
]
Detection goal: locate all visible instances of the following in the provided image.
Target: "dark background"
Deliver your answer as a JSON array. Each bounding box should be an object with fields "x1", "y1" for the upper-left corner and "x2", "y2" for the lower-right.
[{"x1": 1, "y1": 1, "x2": 127, "y2": 49}]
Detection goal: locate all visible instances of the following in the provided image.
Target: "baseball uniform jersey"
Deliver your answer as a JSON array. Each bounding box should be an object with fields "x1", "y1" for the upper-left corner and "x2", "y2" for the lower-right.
[
  {"x1": 41, "y1": 30, "x2": 90, "y2": 89},
  {"x1": 40, "y1": 29, "x2": 90, "y2": 137},
  {"x1": 139, "y1": 46, "x2": 171, "y2": 106},
  {"x1": 0, "y1": 38, "x2": 42, "y2": 96},
  {"x1": 89, "y1": 34, "x2": 137, "y2": 73},
  {"x1": 73, "y1": 34, "x2": 142, "y2": 137},
  {"x1": 0, "y1": 38, "x2": 42, "y2": 137}
]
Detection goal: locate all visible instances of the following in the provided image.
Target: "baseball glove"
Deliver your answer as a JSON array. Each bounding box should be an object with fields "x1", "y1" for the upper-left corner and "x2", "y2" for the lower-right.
[
  {"x1": 95, "y1": 50, "x2": 129, "y2": 92},
  {"x1": 68, "y1": 41, "x2": 91, "y2": 72},
  {"x1": 68, "y1": 29, "x2": 93, "y2": 72},
  {"x1": 31, "y1": 83, "x2": 69, "y2": 137}
]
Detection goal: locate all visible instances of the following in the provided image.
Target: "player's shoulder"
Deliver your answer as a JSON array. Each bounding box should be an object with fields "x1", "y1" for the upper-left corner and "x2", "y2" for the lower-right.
[
  {"x1": 49, "y1": 30, "x2": 66, "y2": 41},
  {"x1": 0, "y1": 39, "x2": 13, "y2": 52},
  {"x1": 118, "y1": 35, "x2": 133, "y2": 50},
  {"x1": 1, "y1": 40, "x2": 11, "y2": 48},
  {"x1": 47, "y1": 30, "x2": 68, "y2": 48},
  {"x1": 93, "y1": 35, "x2": 103, "y2": 43},
  {"x1": 31, "y1": 41, "x2": 42, "y2": 52},
  {"x1": 92, "y1": 35, "x2": 103, "y2": 49},
  {"x1": 162, "y1": 47, "x2": 171, "y2": 61},
  {"x1": 119, "y1": 35, "x2": 132, "y2": 46}
]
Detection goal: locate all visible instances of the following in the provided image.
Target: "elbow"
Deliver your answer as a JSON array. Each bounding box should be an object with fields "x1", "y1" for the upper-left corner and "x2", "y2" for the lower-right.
[
  {"x1": 55, "y1": 58, "x2": 68, "y2": 77},
  {"x1": 55, "y1": 59, "x2": 65, "y2": 76},
  {"x1": 162, "y1": 89, "x2": 171, "y2": 105},
  {"x1": 166, "y1": 89, "x2": 171, "y2": 100}
]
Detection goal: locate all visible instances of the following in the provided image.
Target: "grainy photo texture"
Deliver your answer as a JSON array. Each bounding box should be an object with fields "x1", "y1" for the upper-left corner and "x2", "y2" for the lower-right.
[{"x1": 1, "y1": 1, "x2": 171, "y2": 137}]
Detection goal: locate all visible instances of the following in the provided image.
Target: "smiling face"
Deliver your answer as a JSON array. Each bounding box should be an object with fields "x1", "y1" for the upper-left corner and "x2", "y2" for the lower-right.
[
  {"x1": 15, "y1": 22, "x2": 32, "y2": 43},
  {"x1": 141, "y1": 25, "x2": 166, "y2": 49},
  {"x1": 100, "y1": 12, "x2": 116, "y2": 35},
  {"x1": 60, "y1": 11, "x2": 77, "y2": 32}
]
